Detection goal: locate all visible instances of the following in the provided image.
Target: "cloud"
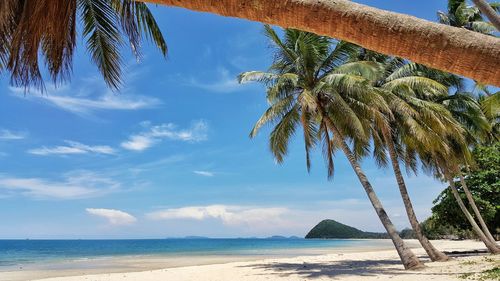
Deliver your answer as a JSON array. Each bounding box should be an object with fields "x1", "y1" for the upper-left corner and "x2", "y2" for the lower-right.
[
  {"x1": 0, "y1": 129, "x2": 26, "y2": 140},
  {"x1": 193, "y1": 170, "x2": 214, "y2": 177},
  {"x1": 0, "y1": 171, "x2": 120, "y2": 200},
  {"x1": 9, "y1": 81, "x2": 161, "y2": 116},
  {"x1": 147, "y1": 205, "x2": 289, "y2": 227},
  {"x1": 185, "y1": 67, "x2": 248, "y2": 94},
  {"x1": 86, "y1": 208, "x2": 137, "y2": 225},
  {"x1": 121, "y1": 135, "x2": 156, "y2": 151},
  {"x1": 28, "y1": 140, "x2": 115, "y2": 156},
  {"x1": 121, "y1": 120, "x2": 208, "y2": 151}
]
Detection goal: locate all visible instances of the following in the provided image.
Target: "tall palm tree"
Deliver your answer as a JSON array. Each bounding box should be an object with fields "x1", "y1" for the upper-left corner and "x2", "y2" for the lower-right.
[
  {"x1": 2, "y1": 0, "x2": 500, "y2": 87},
  {"x1": 438, "y1": 0, "x2": 499, "y2": 35},
  {"x1": 358, "y1": 59, "x2": 458, "y2": 261},
  {"x1": 239, "y1": 26, "x2": 424, "y2": 269},
  {"x1": 0, "y1": 0, "x2": 167, "y2": 90},
  {"x1": 437, "y1": 92, "x2": 499, "y2": 245},
  {"x1": 412, "y1": 86, "x2": 499, "y2": 251}
]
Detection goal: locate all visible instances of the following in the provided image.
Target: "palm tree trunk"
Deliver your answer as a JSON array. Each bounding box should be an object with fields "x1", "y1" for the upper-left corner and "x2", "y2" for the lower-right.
[
  {"x1": 325, "y1": 123, "x2": 423, "y2": 269},
  {"x1": 459, "y1": 174, "x2": 498, "y2": 246},
  {"x1": 143, "y1": 0, "x2": 500, "y2": 86},
  {"x1": 443, "y1": 170, "x2": 500, "y2": 254},
  {"x1": 382, "y1": 131, "x2": 449, "y2": 261},
  {"x1": 471, "y1": 0, "x2": 500, "y2": 31}
]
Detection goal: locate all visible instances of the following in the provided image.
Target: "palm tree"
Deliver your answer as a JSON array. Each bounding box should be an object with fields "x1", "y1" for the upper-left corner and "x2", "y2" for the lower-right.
[
  {"x1": 0, "y1": 0, "x2": 167, "y2": 90},
  {"x1": 239, "y1": 26, "x2": 423, "y2": 269},
  {"x1": 359, "y1": 59, "x2": 457, "y2": 261},
  {"x1": 408, "y1": 85, "x2": 499, "y2": 252},
  {"x1": 3, "y1": 0, "x2": 500, "y2": 87},
  {"x1": 458, "y1": 172, "x2": 498, "y2": 243},
  {"x1": 419, "y1": 141, "x2": 500, "y2": 253},
  {"x1": 438, "y1": 0, "x2": 499, "y2": 35},
  {"x1": 437, "y1": 92, "x2": 499, "y2": 246}
]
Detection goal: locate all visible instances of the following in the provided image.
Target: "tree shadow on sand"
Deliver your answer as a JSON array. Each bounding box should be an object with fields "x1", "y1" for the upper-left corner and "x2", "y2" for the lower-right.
[{"x1": 237, "y1": 255, "x2": 485, "y2": 279}]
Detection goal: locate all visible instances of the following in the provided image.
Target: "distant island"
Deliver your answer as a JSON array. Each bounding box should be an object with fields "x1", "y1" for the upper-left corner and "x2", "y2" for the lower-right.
[
  {"x1": 305, "y1": 219, "x2": 390, "y2": 239},
  {"x1": 168, "y1": 236, "x2": 303, "y2": 239},
  {"x1": 266, "y1": 236, "x2": 302, "y2": 239}
]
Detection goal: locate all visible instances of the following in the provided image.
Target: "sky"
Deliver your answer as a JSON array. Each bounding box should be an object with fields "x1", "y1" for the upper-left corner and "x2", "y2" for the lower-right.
[{"x1": 0, "y1": 0, "x2": 457, "y2": 239}]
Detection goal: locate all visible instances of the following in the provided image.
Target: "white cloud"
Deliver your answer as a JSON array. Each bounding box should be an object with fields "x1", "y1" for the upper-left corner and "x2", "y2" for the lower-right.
[
  {"x1": 86, "y1": 208, "x2": 137, "y2": 225},
  {"x1": 193, "y1": 171, "x2": 214, "y2": 177},
  {"x1": 9, "y1": 81, "x2": 161, "y2": 116},
  {"x1": 121, "y1": 135, "x2": 154, "y2": 151},
  {"x1": 121, "y1": 121, "x2": 208, "y2": 151},
  {"x1": 0, "y1": 129, "x2": 26, "y2": 140},
  {"x1": 147, "y1": 205, "x2": 290, "y2": 228},
  {"x1": 185, "y1": 67, "x2": 247, "y2": 94},
  {"x1": 0, "y1": 171, "x2": 120, "y2": 199},
  {"x1": 28, "y1": 140, "x2": 115, "y2": 156}
]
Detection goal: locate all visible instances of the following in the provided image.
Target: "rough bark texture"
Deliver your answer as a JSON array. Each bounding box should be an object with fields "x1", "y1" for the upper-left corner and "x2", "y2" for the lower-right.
[
  {"x1": 384, "y1": 131, "x2": 449, "y2": 262},
  {"x1": 471, "y1": 0, "x2": 500, "y2": 31},
  {"x1": 459, "y1": 174, "x2": 499, "y2": 246},
  {"x1": 143, "y1": 0, "x2": 500, "y2": 86},
  {"x1": 445, "y1": 171, "x2": 500, "y2": 254},
  {"x1": 325, "y1": 122, "x2": 424, "y2": 269}
]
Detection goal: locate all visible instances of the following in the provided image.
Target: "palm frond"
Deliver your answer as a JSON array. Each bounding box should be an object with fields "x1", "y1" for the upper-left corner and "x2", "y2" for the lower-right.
[
  {"x1": 383, "y1": 76, "x2": 448, "y2": 98},
  {"x1": 318, "y1": 40, "x2": 360, "y2": 76},
  {"x1": 480, "y1": 92, "x2": 500, "y2": 118},
  {"x1": 250, "y1": 95, "x2": 296, "y2": 138},
  {"x1": 133, "y1": 2, "x2": 167, "y2": 56},
  {"x1": 320, "y1": 121, "x2": 335, "y2": 179},
  {"x1": 6, "y1": 0, "x2": 77, "y2": 89},
  {"x1": 110, "y1": 1, "x2": 167, "y2": 59},
  {"x1": 301, "y1": 109, "x2": 319, "y2": 172},
  {"x1": 269, "y1": 104, "x2": 300, "y2": 163},
  {"x1": 79, "y1": 0, "x2": 124, "y2": 89},
  {"x1": 333, "y1": 61, "x2": 384, "y2": 83},
  {"x1": 263, "y1": 25, "x2": 297, "y2": 64},
  {"x1": 238, "y1": 71, "x2": 278, "y2": 85}
]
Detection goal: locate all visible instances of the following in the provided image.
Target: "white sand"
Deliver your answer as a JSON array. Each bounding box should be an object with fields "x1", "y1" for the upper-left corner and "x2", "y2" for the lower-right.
[{"x1": 3, "y1": 240, "x2": 499, "y2": 281}]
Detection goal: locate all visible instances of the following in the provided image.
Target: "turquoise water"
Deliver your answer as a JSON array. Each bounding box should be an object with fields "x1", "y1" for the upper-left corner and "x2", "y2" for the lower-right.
[{"x1": 0, "y1": 239, "x2": 385, "y2": 268}]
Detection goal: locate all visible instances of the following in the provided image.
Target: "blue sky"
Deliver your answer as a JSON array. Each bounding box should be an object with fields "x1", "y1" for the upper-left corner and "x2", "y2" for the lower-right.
[{"x1": 0, "y1": 0, "x2": 456, "y2": 238}]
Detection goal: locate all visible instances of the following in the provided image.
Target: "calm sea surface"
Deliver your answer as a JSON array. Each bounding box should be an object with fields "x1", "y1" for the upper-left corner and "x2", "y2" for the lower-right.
[{"x1": 0, "y1": 238, "x2": 390, "y2": 268}]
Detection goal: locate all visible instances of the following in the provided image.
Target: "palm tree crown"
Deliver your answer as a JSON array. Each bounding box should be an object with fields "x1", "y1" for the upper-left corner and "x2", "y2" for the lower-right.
[{"x1": 239, "y1": 26, "x2": 389, "y2": 177}]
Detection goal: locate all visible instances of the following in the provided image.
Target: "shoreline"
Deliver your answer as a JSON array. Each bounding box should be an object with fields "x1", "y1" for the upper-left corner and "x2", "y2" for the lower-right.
[
  {"x1": 0, "y1": 240, "x2": 498, "y2": 281},
  {"x1": 0, "y1": 239, "x2": 399, "y2": 280}
]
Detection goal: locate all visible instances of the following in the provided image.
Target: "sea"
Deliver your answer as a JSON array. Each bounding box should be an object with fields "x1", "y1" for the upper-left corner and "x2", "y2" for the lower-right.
[{"x1": 0, "y1": 238, "x2": 393, "y2": 274}]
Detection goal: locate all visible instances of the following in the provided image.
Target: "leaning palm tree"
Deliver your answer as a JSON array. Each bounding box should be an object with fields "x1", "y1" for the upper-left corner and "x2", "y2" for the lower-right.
[
  {"x1": 419, "y1": 138, "x2": 500, "y2": 253},
  {"x1": 0, "y1": 0, "x2": 167, "y2": 90},
  {"x1": 437, "y1": 92, "x2": 499, "y2": 246},
  {"x1": 361, "y1": 59, "x2": 459, "y2": 261},
  {"x1": 2, "y1": 0, "x2": 500, "y2": 87},
  {"x1": 239, "y1": 26, "x2": 423, "y2": 269}
]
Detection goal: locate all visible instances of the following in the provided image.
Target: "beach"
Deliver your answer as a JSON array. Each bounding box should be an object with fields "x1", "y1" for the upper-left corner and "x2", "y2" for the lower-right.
[{"x1": 1, "y1": 240, "x2": 498, "y2": 281}]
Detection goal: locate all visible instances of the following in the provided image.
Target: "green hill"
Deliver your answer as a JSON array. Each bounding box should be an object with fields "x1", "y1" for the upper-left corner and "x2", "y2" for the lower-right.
[{"x1": 305, "y1": 219, "x2": 389, "y2": 239}]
